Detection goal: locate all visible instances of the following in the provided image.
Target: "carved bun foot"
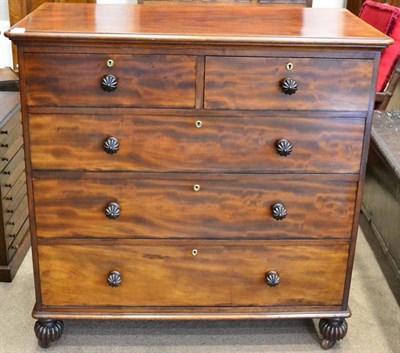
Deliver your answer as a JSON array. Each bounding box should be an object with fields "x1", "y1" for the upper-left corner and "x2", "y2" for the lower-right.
[
  {"x1": 34, "y1": 319, "x2": 64, "y2": 348},
  {"x1": 319, "y1": 318, "x2": 348, "y2": 350}
]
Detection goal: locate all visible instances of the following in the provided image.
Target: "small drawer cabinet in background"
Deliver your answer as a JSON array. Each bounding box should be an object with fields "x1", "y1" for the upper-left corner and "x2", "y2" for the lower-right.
[{"x1": 0, "y1": 90, "x2": 29, "y2": 282}]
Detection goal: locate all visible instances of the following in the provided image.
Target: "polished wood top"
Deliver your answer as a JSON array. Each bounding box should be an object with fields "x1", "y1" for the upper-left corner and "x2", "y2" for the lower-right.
[{"x1": 5, "y1": 3, "x2": 391, "y2": 48}]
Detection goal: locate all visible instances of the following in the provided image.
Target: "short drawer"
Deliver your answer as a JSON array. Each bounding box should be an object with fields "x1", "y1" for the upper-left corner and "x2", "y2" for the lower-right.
[
  {"x1": 5, "y1": 201, "x2": 29, "y2": 249},
  {"x1": 7, "y1": 218, "x2": 29, "y2": 261},
  {"x1": 24, "y1": 53, "x2": 196, "y2": 108},
  {"x1": 204, "y1": 57, "x2": 374, "y2": 111},
  {"x1": 1, "y1": 169, "x2": 26, "y2": 202},
  {"x1": 29, "y1": 114, "x2": 365, "y2": 173},
  {"x1": 2, "y1": 182, "x2": 27, "y2": 220},
  {"x1": 0, "y1": 111, "x2": 21, "y2": 145},
  {"x1": 38, "y1": 241, "x2": 348, "y2": 307},
  {"x1": 33, "y1": 174, "x2": 357, "y2": 239}
]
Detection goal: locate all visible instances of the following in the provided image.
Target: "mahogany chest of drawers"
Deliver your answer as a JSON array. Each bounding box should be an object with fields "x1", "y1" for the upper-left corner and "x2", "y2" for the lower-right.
[
  {"x1": 5, "y1": 3, "x2": 391, "y2": 349},
  {"x1": 0, "y1": 90, "x2": 29, "y2": 282}
]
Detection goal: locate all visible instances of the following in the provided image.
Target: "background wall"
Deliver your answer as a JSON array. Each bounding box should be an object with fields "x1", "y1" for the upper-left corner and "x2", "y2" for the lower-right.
[{"x1": 0, "y1": 0, "x2": 13, "y2": 68}]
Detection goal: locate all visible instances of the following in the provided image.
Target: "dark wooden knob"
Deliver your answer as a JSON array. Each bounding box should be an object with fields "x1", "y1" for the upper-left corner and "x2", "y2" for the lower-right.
[
  {"x1": 101, "y1": 74, "x2": 118, "y2": 92},
  {"x1": 103, "y1": 136, "x2": 120, "y2": 154},
  {"x1": 107, "y1": 271, "x2": 122, "y2": 287},
  {"x1": 272, "y1": 203, "x2": 287, "y2": 220},
  {"x1": 105, "y1": 202, "x2": 120, "y2": 219},
  {"x1": 281, "y1": 78, "x2": 298, "y2": 95},
  {"x1": 265, "y1": 271, "x2": 280, "y2": 287},
  {"x1": 276, "y1": 139, "x2": 293, "y2": 157}
]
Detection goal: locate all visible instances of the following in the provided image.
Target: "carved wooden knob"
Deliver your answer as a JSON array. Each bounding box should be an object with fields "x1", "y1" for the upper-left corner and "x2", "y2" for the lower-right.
[
  {"x1": 105, "y1": 202, "x2": 120, "y2": 219},
  {"x1": 266, "y1": 271, "x2": 280, "y2": 287},
  {"x1": 101, "y1": 74, "x2": 118, "y2": 92},
  {"x1": 276, "y1": 139, "x2": 293, "y2": 157},
  {"x1": 107, "y1": 271, "x2": 122, "y2": 287},
  {"x1": 272, "y1": 203, "x2": 287, "y2": 220},
  {"x1": 103, "y1": 137, "x2": 120, "y2": 154},
  {"x1": 281, "y1": 78, "x2": 298, "y2": 95}
]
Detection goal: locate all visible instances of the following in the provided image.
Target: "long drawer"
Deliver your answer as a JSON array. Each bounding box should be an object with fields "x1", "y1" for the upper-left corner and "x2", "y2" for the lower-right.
[
  {"x1": 24, "y1": 53, "x2": 196, "y2": 108},
  {"x1": 29, "y1": 114, "x2": 365, "y2": 173},
  {"x1": 204, "y1": 57, "x2": 374, "y2": 111},
  {"x1": 33, "y1": 174, "x2": 357, "y2": 239},
  {"x1": 38, "y1": 241, "x2": 349, "y2": 307}
]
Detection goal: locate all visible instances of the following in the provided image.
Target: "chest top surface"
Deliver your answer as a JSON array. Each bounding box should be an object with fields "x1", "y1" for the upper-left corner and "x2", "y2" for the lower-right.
[{"x1": 5, "y1": 3, "x2": 392, "y2": 48}]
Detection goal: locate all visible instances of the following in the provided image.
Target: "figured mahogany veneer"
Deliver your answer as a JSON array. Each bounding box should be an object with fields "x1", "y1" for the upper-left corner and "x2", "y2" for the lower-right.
[
  {"x1": 33, "y1": 174, "x2": 357, "y2": 239},
  {"x1": 38, "y1": 241, "x2": 349, "y2": 307},
  {"x1": 5, "y1": 3, "x2": 391, "y2": 349},
  {"x1": 25, "y1": 54, "x2": 196, "y2": 108},
  {"x1": 204, "y1": 57, "x2": 374, "y2": 111},
  {"x1": 29, "y1": 114, "x2": 365, "y2": 173}
]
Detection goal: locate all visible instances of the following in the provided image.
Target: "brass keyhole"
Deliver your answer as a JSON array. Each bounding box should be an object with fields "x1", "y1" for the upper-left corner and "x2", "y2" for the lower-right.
[
  {"x1": 192, "y1": 249, "x2": 198, "y2": 256},
  {"x1": 193, "y1": 184, "x2": 201, "y2": 192},
  {"x1": 195, "y1": 120, "x2": 203, "y2": 128},
  {"x1": 107, "y1": 59, "x2": 115, "y2": 68},
  {"x1": 286, "y1": 62, "x2": 294, "y2": 71}
]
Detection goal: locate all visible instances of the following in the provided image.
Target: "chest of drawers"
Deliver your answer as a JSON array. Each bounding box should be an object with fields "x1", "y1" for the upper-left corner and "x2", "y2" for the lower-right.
[
  {"x1": 0, "y1": 90, "x2": 30, "y2": 282},
  {"x1": 5, "y1": 3, "x2": 391, "y2": 349}
]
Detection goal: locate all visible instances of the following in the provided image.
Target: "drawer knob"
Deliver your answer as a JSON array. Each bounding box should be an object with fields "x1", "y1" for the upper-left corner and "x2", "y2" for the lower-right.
[
  {"x1": 101, "y1": 74, "x2": 118, "y2": 92},
  {"x1": 107, "y1": 271, "x2": 122, "y2": 287},
  {"x1": 103, "y1": 136, "x2": 120, "y2": 155},
  {"x1": 272, "y1": 203, "x2": 287, "y2": 221},
  {"x1": 195, "y1": 120, "x2": 203, "y2": 128},
  {"x1": 193, "y1": 184, "x2": 201, "y2": 192},
  {"x1": 276, "y1": 139, "x2": 293, "y2": 157},
  {"x1": 281, "y1": 78, "x2": 298, "y2": 95},
  {"x1": 105, "y1": 202, "x2": 120, "y2": 219},
  {"x1": 265, "y1": 271, "x2": 280, "y2": 287}
]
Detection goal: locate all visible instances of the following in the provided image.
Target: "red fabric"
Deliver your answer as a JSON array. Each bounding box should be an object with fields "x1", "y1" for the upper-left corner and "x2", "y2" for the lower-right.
[{"x1": 360, "y1": 1, "x2": 400, "y2": 92}]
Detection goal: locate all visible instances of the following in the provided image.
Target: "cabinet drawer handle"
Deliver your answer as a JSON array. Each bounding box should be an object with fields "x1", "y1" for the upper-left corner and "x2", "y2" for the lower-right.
[
  {"x1": 11, "y1": 244, "x2": 19, "y2": 250},
  {"x1": 107, "y1": 271, "x2": 122, "y2": 287},
  {"x1": 105, "y1": 202, "x2": 120, "y2": 219},
  {"x1": 3, "y1": 171, "x2": 10, "y2": 175},
  {"x1": 1, "y1": 144, "x2": 8, "y2": 148},
  {"x1": 281, "y1": 78, "x2": 298, "y2": 95},
  {"x1": 6, "y1": 209, "x2": 14, "y2": 214},
  {"x1": 276, "y1": 139, "x2": 293, "y2": 157},
  {"x1": 4, "y1": 184, "x2": 12, "y2": 188},
  {"x1": 265, "y1": 271, "x2": 280, "y2": 287},
  {"x1": 103, "y1": 136, "x2": 120, "y2": 155},
  {"x1": 271, "y1": 203, "x2": 287, "y2": 221},
  {"x1": 101, "y1": 74, "x2": 118, "y2": 92},
  {"x1": 0, "y1": 130, "x2": 8, "y2": 135},
  {"x1": 8, "y1": 234, "x2": 16, "y2": 238}
]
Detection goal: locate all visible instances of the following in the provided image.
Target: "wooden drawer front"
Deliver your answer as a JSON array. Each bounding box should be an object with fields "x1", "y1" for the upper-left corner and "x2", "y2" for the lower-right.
[
  {"x1": 29, "y1": 114, "x2": 364, "y2": 173},
  {"x1": 2, "y1": 182, "x2": 27, "y2": 219},
  {"x1": 7, "y1": 219, "x2": 29, "y2": 261},
  {"x1": 0, "y1": 136, "x2": 23, "y2": 172},
  {"x1": 38, "y1": 241, "x2": 348, "y2": 307},
  {"x1": 204, "y1": 57, "x2": 373, "y2": 111},
  {"x1": 25, "y1": 53, "x2": 196, "y2": 108},
  {"x1": 5, "y1": 199, "x2": 28, "y2": 249},
  {"x1": 0, "y1": 111, "x2": 22, "y2": 151},
  {"x1": 1, "y1": 169, "x2": 26, "y2": 202},
  {"x1": 34, "y1": 174, "x2": 357, "y2": 239}
]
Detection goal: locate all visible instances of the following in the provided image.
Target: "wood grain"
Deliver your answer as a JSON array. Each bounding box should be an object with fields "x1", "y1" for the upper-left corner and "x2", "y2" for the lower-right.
[
  {"x1": 38, "y1": 241, "x2": 348, "y2": 307},
  {"x1": 24, "y1": 53, "x2": 196, "y2": 108},
  {"x1": 5, "y1": 4, "x2": 392, "y2": 48},
  {"x1": 33, "y1": 174, "x2": 357, "y2": 239},
  {"x1": 29, "y1": 114, "x2": 365, "y2": 173},
  {"x1": 205, "y1": 57, "x2": 374, "y2": 111}
]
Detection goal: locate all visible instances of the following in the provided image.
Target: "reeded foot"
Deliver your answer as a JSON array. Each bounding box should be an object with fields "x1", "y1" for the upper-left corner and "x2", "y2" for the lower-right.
[
  {"x1": 319, "y1": 318, "x2": 348, "y2": 350},
  {"x1": 34, "y1": 319, "x2": 64, "y2": 348}
]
